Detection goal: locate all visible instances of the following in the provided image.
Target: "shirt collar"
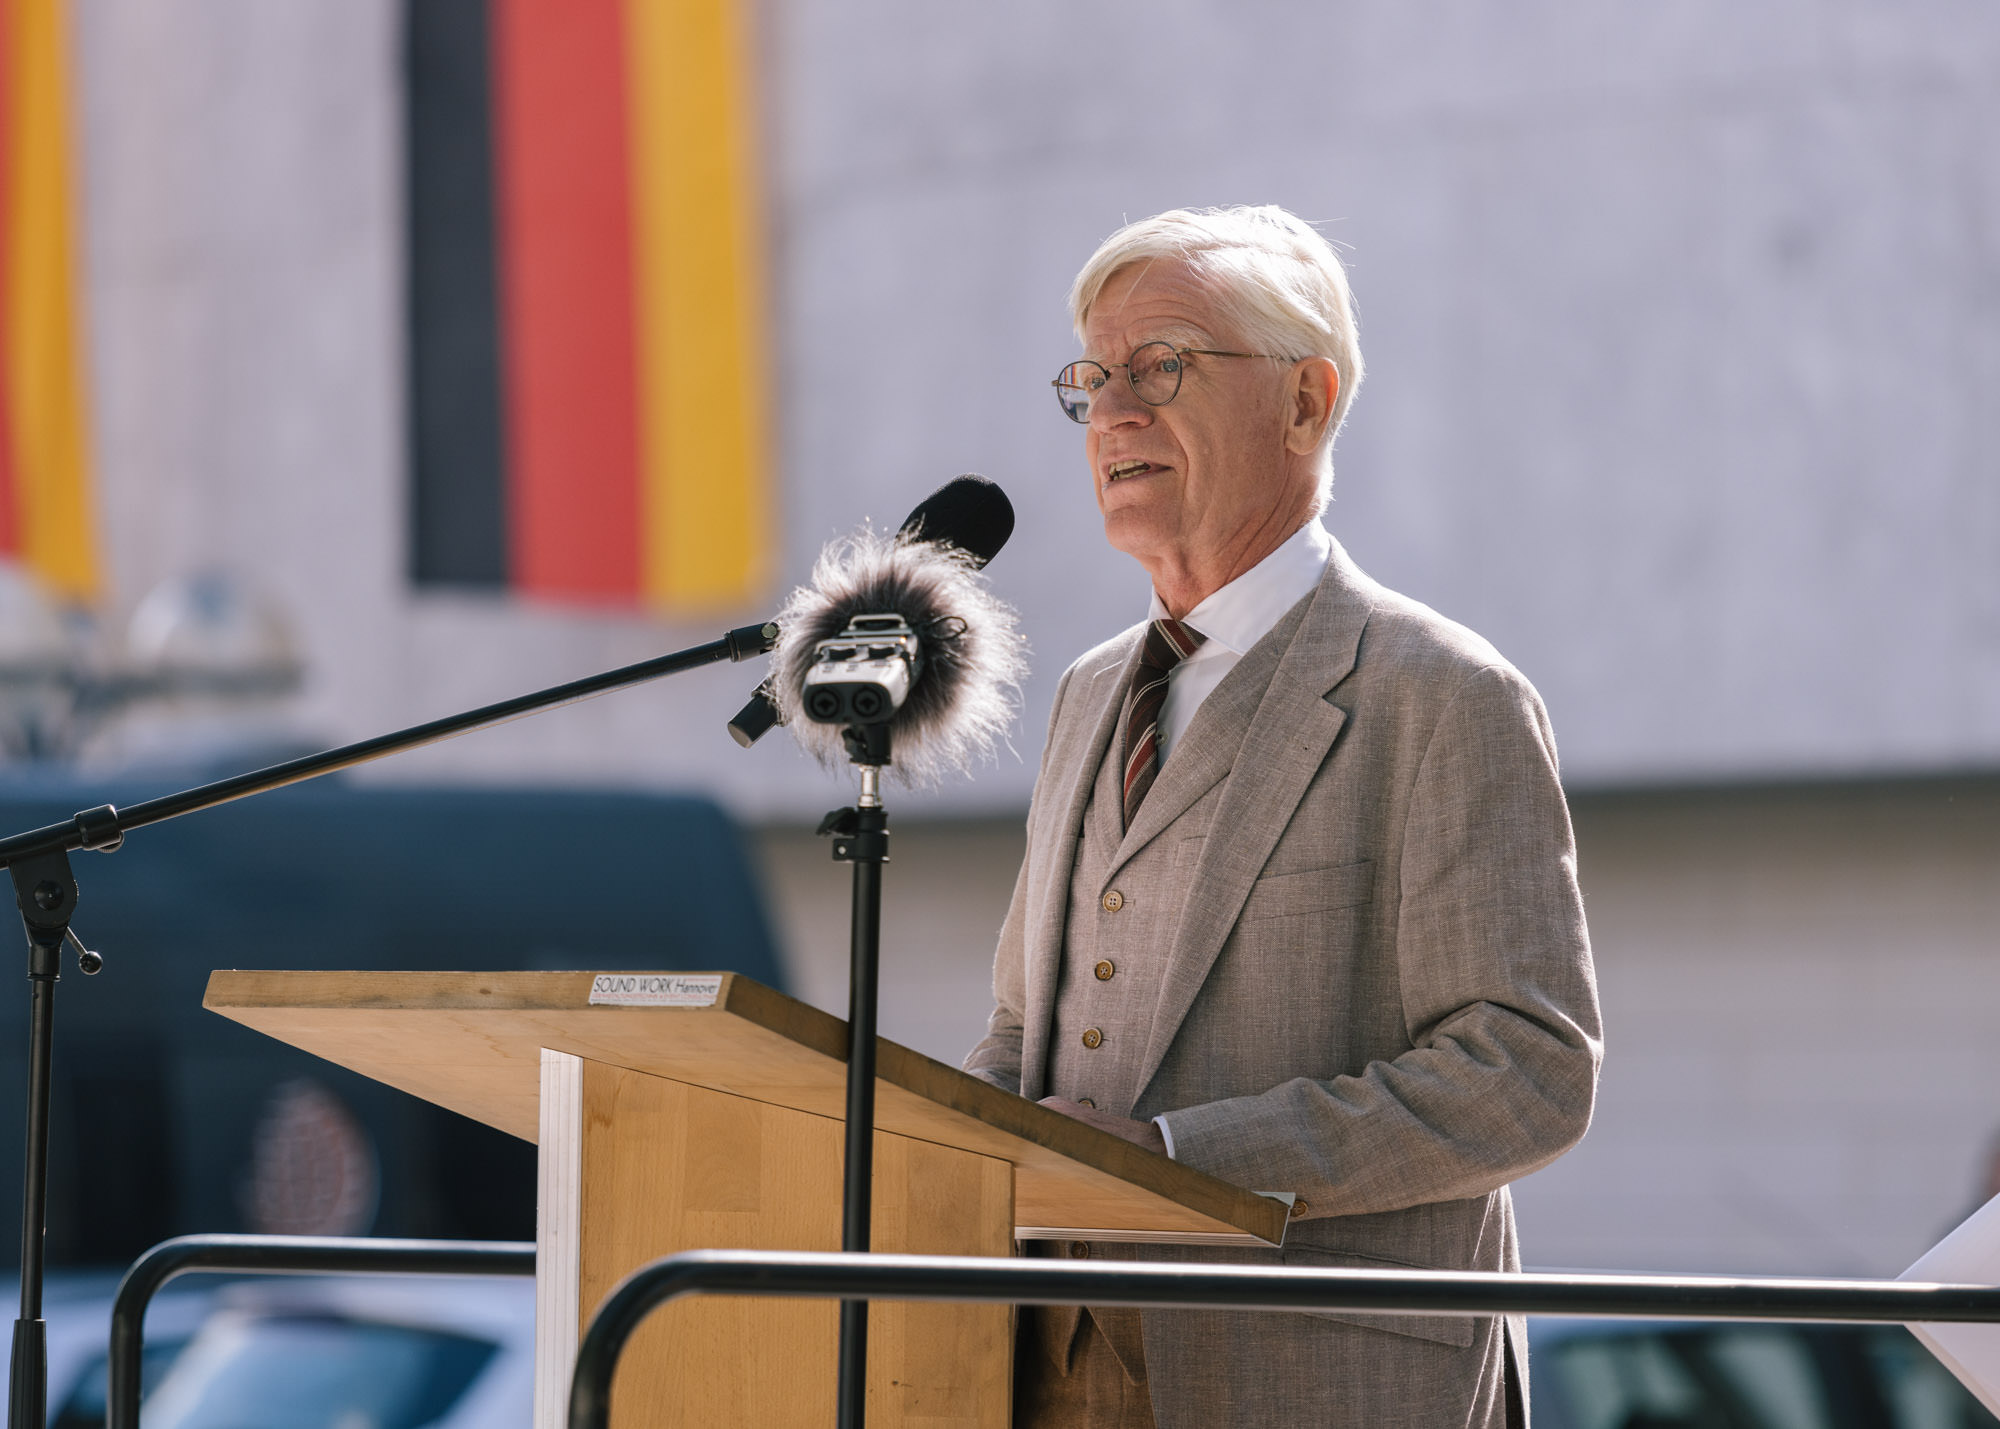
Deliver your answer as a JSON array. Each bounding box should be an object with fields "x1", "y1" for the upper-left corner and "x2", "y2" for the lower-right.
[{"x1": 1145, "y1": 519, "x2": 1333, "y2": 656}]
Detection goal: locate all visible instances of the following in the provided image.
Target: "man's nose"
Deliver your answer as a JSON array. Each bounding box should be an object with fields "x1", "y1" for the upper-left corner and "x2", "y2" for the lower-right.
[{"x1": 1088, "y1": 374, "x2": 1150, "y2": 430}]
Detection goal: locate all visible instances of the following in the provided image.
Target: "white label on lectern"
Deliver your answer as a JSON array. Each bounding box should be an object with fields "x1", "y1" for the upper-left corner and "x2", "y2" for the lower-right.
[{"x1": 588, "y1": 974, "x2": 722, "y2": 1007}]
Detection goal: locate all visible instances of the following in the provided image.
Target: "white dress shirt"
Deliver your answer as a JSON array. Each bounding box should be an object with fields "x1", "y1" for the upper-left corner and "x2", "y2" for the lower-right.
[
  {"x1": 1149, "y1": 519, "x2": 1334, "y2": 764},
  {"x1": 1144, "y1": 517, "x2": 1331, "y2": 1157}
]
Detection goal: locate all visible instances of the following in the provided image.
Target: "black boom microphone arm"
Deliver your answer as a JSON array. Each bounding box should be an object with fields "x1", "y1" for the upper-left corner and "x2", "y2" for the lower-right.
[
  {"x1": 0, "y1": 621, "x2": 777, "y2": 869},
  {"x1": 0, "y1": 616, "x2": 777, "y2": 1429}
]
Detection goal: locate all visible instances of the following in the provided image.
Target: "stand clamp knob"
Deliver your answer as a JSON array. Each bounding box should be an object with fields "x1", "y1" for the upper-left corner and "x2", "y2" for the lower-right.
[{"x1": 64, "y1": 928, "x2": 102, "y2": 975}]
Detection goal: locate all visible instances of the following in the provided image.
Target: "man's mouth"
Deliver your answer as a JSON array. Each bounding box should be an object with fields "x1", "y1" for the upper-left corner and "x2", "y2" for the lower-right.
[{"x1": 1106, "y1": 460, "x2": 1156, "y2": 483}]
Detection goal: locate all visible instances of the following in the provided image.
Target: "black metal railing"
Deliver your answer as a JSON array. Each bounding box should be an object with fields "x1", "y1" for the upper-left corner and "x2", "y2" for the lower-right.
[
  {"x1": 107, "y1": 1233, "x2": 534, "y2": 1429},
  {"x1": 565, "y1": 1248, "x2": 2000, "y2": 1429}
]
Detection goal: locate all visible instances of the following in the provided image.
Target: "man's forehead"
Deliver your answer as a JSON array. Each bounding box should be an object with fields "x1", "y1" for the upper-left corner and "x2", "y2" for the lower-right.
[{"x1": 1082, "y1": 259, "x2": 1228, "y2": 353}]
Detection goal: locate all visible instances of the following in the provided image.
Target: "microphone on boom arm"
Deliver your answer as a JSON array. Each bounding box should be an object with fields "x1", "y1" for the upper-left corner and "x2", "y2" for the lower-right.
[{"x1": 720, "y1": 476, "x2": 1016, "y2": 768}]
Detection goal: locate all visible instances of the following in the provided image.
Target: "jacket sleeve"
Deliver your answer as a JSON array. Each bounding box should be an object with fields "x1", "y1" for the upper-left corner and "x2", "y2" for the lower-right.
[
  {"x1": 961, "y1": 662, "x2": 1081, "y2": 1096},
  {"x1": 961, "y1": 864, "x2": 1029, "y2": 1095},
  {"x1": 1154, "y1": 661, "x2": 1604, "y2": 1216}
]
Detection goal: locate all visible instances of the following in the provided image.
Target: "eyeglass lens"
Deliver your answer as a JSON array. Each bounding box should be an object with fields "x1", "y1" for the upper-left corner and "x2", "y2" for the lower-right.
[{"x1": 1053, "y1": 341, "x2": 1186, "y2": 423}]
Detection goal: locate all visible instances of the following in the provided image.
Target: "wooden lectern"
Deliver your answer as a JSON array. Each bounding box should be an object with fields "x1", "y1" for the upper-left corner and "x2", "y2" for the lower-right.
[{"x1": 205, "y1": 970, "x2": 1287, "y2": 1428}]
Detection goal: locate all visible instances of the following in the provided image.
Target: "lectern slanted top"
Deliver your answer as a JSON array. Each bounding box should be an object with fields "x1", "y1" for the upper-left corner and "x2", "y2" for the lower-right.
[{"x1": 204, "y1": 968, "x2": 1288, "y2": 1246}]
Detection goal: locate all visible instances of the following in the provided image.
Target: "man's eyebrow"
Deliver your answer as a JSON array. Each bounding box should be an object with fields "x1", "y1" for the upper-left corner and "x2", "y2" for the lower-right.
[{"x1": 1083, "y1": 325, "x2": 1214, "y2": 361}]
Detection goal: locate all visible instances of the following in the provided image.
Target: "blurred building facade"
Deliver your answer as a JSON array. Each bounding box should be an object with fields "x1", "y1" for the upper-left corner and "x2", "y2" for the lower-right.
[{"x1": 7, "y1": 0, "x2": 1995, "y2": 1277}]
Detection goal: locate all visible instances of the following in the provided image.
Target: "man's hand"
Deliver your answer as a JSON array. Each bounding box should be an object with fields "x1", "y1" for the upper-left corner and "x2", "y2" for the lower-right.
[{"x1": 1037, "y1": 1096, "x2": 1167, "y2": 1156}]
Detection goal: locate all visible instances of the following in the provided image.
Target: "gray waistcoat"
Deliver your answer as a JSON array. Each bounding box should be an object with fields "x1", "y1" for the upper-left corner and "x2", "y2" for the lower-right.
[{"x1": 1044, "y1": 726, "x2": 1220, "y2": 1119}]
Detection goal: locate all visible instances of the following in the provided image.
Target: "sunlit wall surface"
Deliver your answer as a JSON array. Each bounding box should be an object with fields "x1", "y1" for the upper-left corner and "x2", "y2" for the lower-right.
[{"x1": 52, "y1": 0, "x2": 1997, "y2": 814}]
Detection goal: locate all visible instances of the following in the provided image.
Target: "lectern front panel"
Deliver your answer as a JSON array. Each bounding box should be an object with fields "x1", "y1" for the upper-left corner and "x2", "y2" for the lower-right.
[{"x1": 536, "y1": 1050, "x2": 1012, "y2": 1428}]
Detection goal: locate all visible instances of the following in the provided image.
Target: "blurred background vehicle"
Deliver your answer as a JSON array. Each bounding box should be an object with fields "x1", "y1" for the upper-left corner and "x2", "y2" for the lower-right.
[
  {"x1": 133, "y1": 1277, "x2": 536, "y2": 1429},
  {"x1": 0, "y1": 770, "x2": 783, "y2": 1267},
  {"x1": 34, "y1": 1272, "x2": 217, "y2": 1429},
  {"x1": 1529, "y1": 1318, "x2": 2000, "y2": 1429},
  {"x1": 34, "y1": 1274, "x2": 532, "y2": 1429}
]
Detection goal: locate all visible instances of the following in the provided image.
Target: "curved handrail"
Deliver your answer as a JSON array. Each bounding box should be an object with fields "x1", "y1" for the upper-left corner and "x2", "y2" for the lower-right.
[
  {"x1": 108, "y1": 1233, "x2": 534, "y2": 1429},
  {"x1": 566, "y1": 1248, "x2": 2000, "y2": 1429}
]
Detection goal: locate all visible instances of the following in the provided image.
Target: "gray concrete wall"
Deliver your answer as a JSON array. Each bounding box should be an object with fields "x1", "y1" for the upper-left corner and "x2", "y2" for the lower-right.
[
  {"x1": 57, "y1": 1, "x2": 2000, "y2": 817},
  {"x1": 1519, "y1": 778, "x2": 2000, "y2": 1277},
  {"x1": 760, "y1": 780, "x2": 2000, "y2": 1277}
]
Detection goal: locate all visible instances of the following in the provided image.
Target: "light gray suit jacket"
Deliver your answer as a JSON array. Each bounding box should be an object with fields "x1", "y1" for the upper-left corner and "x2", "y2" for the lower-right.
[{"x1": 966, "y1": 538, "x2": 1603, "y2": 1427}]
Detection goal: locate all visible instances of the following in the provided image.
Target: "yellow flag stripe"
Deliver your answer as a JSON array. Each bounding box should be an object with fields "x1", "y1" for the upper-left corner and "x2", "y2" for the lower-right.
[
  {"x1": 6, "y1": 0, "x2": 97, "y2": 601},
  {"x1": 623, "y1": 0, "x2": 769, "y2": 613}
]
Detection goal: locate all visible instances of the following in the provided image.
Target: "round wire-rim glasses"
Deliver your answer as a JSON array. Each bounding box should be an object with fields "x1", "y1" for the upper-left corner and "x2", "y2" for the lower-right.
[{"x1": 1051, "y1": 341, "x2": 1288, "y2": 423}]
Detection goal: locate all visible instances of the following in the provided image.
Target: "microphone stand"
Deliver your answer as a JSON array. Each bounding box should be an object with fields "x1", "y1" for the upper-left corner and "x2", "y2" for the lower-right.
[
  {"x1": 816, "y1": 720, "x2": 892, "y2": 1429},
  {"x1": 0, "y1": 619, "x2": 777, "y2": 1429}
]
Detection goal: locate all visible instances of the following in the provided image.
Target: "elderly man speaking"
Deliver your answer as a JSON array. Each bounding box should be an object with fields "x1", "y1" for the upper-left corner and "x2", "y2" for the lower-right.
[{"x1": 964, "y1": 206, "x2": 1603, "y2": 1428}]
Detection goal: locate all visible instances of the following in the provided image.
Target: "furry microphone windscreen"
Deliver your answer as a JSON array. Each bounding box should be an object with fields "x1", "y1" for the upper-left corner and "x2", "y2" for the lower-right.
[{"x1": 771, "y1": 528, "x2": 1027, "y2": 786}]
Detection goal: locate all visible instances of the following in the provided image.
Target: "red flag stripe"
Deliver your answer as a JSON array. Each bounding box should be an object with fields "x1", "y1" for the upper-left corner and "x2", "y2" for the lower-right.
[{"x1": 489, "y1": 0, "x2": 642, "y2": 603}]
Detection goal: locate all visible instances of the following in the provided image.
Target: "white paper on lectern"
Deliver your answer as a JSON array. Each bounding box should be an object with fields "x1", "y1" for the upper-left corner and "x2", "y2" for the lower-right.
[{"x1": 1900, "y1": 1191, "x2": 2000, "y2": 1416}]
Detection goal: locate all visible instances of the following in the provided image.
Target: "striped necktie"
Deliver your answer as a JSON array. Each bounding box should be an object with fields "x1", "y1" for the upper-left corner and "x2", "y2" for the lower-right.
[{"x1": 1120, "y1": 617, "x2": 1206, "y2": 830}]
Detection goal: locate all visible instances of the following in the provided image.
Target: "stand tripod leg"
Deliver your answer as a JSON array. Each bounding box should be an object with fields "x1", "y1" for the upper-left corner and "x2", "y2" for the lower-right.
[
  {"x1": 7, "y1": 851, "x2": 75, "y2": 1429},
  {"x1": 9, "y1": 963, "x2": 52, "y2": 1429}
]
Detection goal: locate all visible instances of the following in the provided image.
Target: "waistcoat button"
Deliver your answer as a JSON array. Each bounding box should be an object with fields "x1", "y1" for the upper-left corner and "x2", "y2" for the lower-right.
[
  {"x1": 1289, "y1": 1199, "x2": 1310, "y2": 1219},
  {"x1": 1101, "y1": 889, "x2": 1124, "y2": 912},
  {"x1": 1081, "y1": 1027, "x2": 1103, "y2": 1049},
  {"x1": 1094, "y1": 960, "x2": 1115, "y2": 981},
  {"x1": 1076, "y1": 1097, "x2": 1096, "y2": 1109},
  {"x1": 1069, "y1": 1241, "x2": 1091, "y2": 1258}
]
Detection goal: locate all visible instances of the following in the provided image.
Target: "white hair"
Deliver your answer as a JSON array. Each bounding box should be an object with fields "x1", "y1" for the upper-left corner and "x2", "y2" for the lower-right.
[{"x1": 1068, "y1": 205, "x2": 1364, "y2": 503}]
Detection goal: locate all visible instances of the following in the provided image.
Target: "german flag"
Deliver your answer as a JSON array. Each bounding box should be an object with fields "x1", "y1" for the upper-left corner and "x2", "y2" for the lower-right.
[
  {"x1": 406, "y1": 0, "x2": 769, "y2": 614},
  {"x1": 0, "y1": 0, "x2": 98, "y2": 604}
]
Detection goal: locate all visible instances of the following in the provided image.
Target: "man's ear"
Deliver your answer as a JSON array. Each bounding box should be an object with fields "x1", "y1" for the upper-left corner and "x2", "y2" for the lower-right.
[{"x1": 1283, "y1": 357, "x2": 1339, "y2": 456}]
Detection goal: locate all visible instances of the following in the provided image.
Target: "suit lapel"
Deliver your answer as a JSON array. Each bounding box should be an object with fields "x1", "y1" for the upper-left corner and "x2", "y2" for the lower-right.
[
  {"x1": 1133, "y1": 547, "x2": 1376, "y2": 1102},
  {"x1": 1019, "y1": 634, "x2": 1137, "y2": 1099}
]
